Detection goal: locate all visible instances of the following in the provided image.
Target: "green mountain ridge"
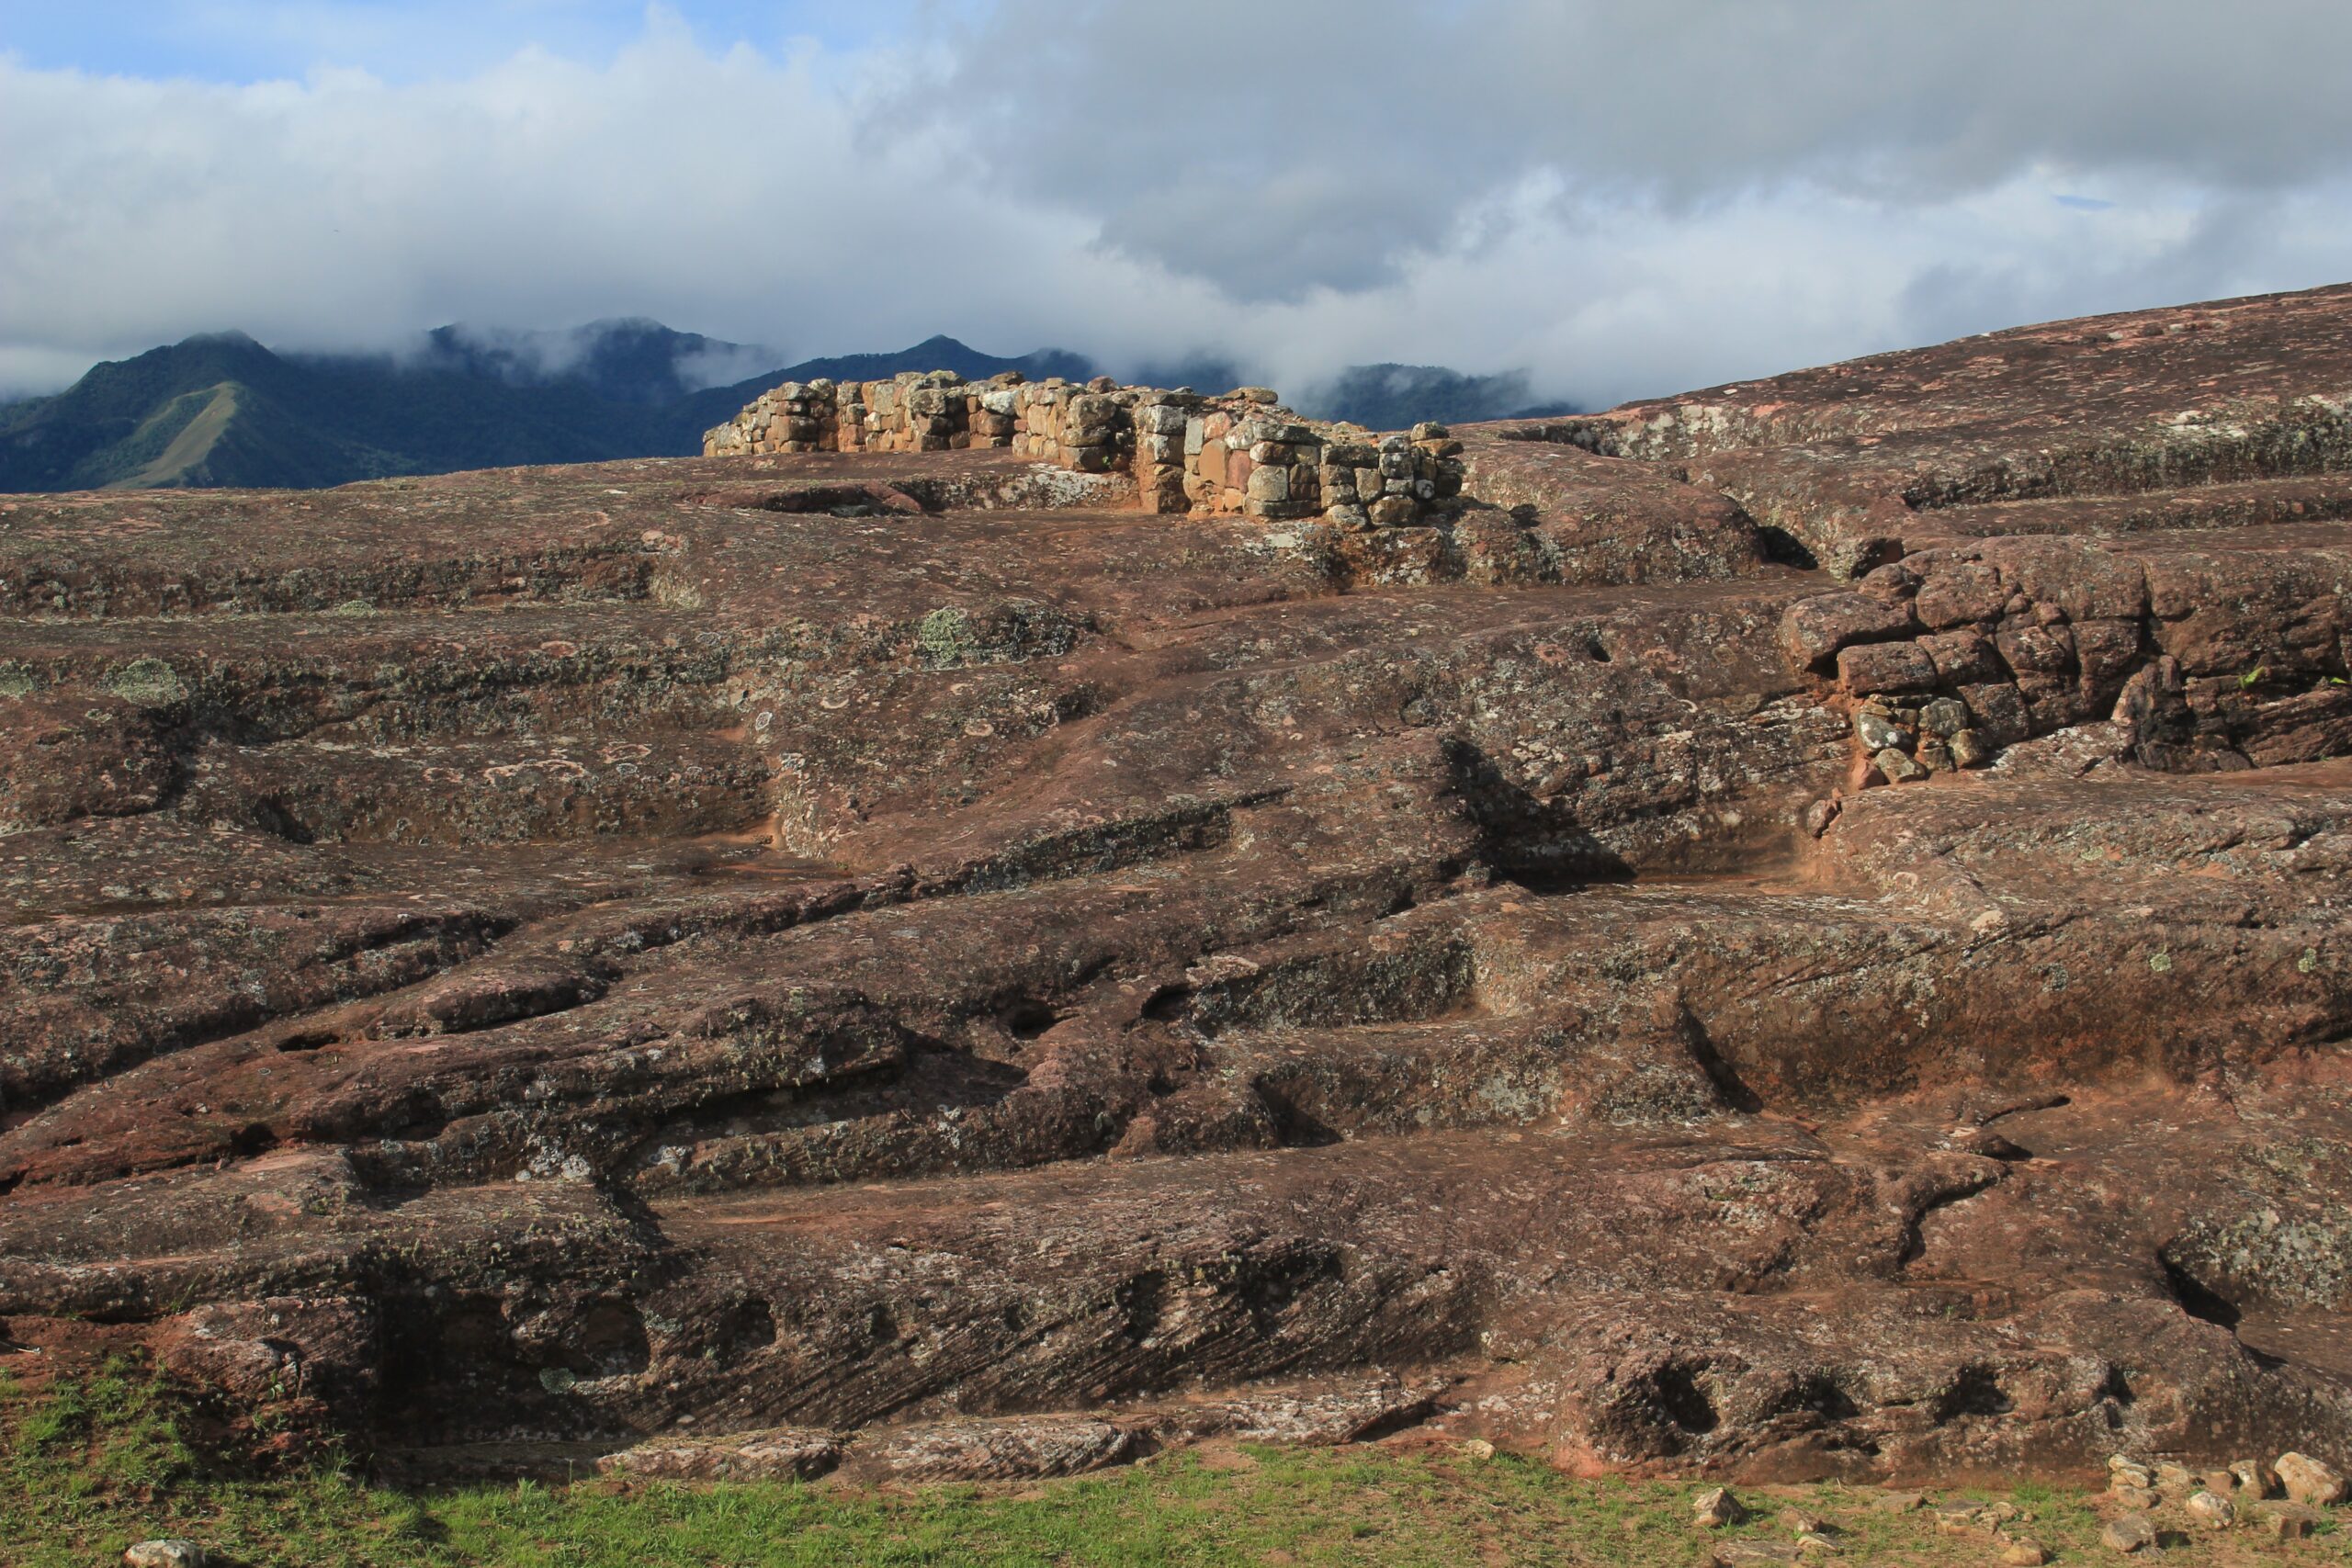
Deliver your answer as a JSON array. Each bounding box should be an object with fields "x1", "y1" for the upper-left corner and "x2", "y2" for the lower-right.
[
  {"x1": 0, "y1": 325, "x2": 1577, "y2": 493},
  {"x1": 0, "y1": 331, "x2": 642, "y2": 491},
  {"x1": 0, "y1": 328, "x2": 1102, "y2": 493}
]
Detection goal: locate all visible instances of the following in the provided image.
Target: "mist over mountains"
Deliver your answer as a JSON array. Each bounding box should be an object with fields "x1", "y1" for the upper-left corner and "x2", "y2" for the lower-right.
[{"x1": 0, "y1": 321, "x2": 1574, "y2": 493}]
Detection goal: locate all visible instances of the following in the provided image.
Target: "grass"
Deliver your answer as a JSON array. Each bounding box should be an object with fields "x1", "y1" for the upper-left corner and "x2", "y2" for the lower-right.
[{"x1": 5, "y1": 1360, "x2": 2349, "y2": 1568}]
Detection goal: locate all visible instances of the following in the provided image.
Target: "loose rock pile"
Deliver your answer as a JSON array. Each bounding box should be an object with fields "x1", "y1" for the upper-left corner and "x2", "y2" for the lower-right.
[
  {"x1": 705, "y1": 371, "x2": 1465, "y2": 529},
  {"x1": 2104, "y1": 1450, "x2": 2344, "y2": 1548},
  {"x1": 1692, "y1": 1452, "x2": 2346, "y2": 1564}
]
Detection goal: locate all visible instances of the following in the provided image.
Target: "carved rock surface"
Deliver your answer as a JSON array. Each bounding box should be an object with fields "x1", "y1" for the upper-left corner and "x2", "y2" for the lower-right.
[{"x1": 10, "y1": 287, "x2": 2352, "y2": 1483}]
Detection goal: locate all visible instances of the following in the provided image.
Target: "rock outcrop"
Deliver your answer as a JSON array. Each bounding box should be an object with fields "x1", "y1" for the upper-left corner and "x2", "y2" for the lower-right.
[{"x1": 10, "y1": 283, "x2": 2352, "y2": 1484}]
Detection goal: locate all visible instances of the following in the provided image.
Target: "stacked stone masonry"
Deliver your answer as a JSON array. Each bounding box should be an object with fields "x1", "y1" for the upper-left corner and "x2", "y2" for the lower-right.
[
  {"x1": 1780, "y1": 532, "x2": 2352, "y2": 789},
  {"x1": 706, "y1": 371, "x2": 1465, "y2": 529}
]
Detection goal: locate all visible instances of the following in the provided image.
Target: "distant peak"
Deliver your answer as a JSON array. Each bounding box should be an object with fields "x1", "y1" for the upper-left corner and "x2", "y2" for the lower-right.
[
  {"x1": 577, "y1": 316, "x2": 676, "y2": 334},
  {"x1": 179, "y1": 330, "x2": 265, "y2": 351}
]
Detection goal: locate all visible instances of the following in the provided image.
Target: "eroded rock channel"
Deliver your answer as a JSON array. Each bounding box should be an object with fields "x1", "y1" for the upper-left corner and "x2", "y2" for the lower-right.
[{"x1": 9, "y1": 283, "x2": 2352, "y2": 1483}]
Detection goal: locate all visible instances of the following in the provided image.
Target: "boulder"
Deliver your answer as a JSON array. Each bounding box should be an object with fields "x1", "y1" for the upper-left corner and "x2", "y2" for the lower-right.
[
  {"x1": 123, "y1": 1545, "x2": 205, "y2": 1568},
  {"x1": 2228, "y1": 1458, "x2": 2278, "y2": 1497},
  {"x1": 2257, "y1": 1502, "x2": 2324, "y2": 1539},
  {"x1": 2278, "y1": 1451, "x2": 2347, "y2": 1506}
]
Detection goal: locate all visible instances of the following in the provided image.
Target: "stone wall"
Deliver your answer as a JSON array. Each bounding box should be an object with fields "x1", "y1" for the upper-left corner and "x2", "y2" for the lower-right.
[
  {"x1": 705, "y1": 371, "x2": 1465, "y2": 530},
  {"x1": 1780, "y1": 532, "x2": 2352, "y2": 787}
]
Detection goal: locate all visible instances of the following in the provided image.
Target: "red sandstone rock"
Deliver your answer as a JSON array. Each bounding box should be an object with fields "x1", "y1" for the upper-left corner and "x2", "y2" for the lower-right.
[{"x1": 8, "y1": 286, "x2": 2352, "y2": 1484}]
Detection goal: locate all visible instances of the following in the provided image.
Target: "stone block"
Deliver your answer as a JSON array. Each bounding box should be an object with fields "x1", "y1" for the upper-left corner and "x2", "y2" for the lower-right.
[
  {"x1": 2004, "y1": 542, "x2": 2150, "y2": 622},
  {"x1": 1855, "y1": 709, "x2": 1908, "y2": 750},
  {"x1": 2072, "y1": 618, "x2": 2145, "y2": 685},
  {"x1": 1919, "y1": 696, "x2": 1971, "y2": 736},
  {"x1": 1938, "y1": 728, "x2": 1994, "y2": 766},
  {"x1": 2230, "y1": 1459, "x2": 2278, "y2": 1497},
  {"x1": 1873, "y1": 747, "x2": 1928, "y2": 784},
  {"x1": 2258, "y1": 1502, "x2": 2323, "y2": 1539},
  {"x1": 1837, "y1": 639, "x2": 1939, "y2": 695},
  {"x1": 1064, "y1": 394, "x2": 1120, "y2": 441},
  {"x1": 1781, "y1": 592, "x2": 1919, "y2": 671},
  {"x1": 1996, "y1": 622, "x2": 2075, "y2": 676},
  {"x1": 1957, "y1": 681, "x2": 2031, "y2": 744},
  {"x1": 2015, "y1": 671, "x2": 2086, "y2": 729},
  {"x1": 1140, "y1": 467, "x2": 1189, "y2": 514},
  {"x1": 1919, "y1": 628, "x2": 2000, "y2": 685}
]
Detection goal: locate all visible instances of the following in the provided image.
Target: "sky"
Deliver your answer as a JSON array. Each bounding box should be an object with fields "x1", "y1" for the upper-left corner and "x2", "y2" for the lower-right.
[{"x1": 6, "y1": 1, "x2": 2352, "y2": 404}]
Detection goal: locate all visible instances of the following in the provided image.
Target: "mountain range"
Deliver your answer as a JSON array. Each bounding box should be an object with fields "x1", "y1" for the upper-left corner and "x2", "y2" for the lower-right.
[{"x1": 0, "y1": 321, "x2": 1573, "y2": 493}]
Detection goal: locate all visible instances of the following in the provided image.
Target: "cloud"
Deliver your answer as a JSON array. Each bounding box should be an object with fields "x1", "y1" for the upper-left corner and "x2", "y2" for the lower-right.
[
  {"x1": 672, "y1": 337, "x2": 784, "y2": 392},
  {"x1": 5, "y1": 1, "x2": 2352, "y2": 407},
  {"x1": 908, "y1": 0, "x2": 2352, "y2": 296}
]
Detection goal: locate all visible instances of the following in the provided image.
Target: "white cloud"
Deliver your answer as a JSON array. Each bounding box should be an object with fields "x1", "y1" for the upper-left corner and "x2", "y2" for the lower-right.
[{"x1": 6, "y1": 2, "x2": 2352, "y2": 407}]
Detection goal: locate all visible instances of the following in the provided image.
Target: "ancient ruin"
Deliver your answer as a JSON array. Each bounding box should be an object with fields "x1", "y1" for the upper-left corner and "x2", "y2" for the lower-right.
[
  {"x1": 7, "y1": 282, "x2": 2352, "y2": 1486},
  {"x1": 703, "y1": 371, "x2": 1467, "y2": 528}
]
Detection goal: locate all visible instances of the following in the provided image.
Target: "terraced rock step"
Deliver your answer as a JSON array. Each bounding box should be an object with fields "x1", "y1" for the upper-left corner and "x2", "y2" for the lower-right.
[{"x1": 7, "y1": 281, "x2": 2352, "y2": 1484}]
